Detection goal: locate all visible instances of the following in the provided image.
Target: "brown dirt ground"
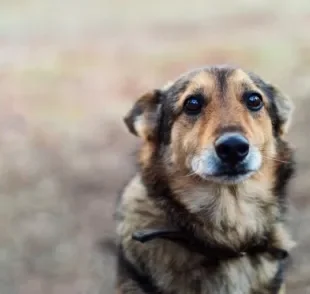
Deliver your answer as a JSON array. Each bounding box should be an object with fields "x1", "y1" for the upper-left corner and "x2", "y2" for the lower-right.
[{"x1": 0, "y1": 1, "x2": 310, "y2": 293}]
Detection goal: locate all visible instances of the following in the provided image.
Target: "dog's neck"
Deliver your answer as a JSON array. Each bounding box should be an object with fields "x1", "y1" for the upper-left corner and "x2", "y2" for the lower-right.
[
  {"x1": 141, "y1": 158, "x2": 277, "y2": 251},
  {"x1": 174, "y1": 178, "x2": 278, "y2": 249},
  {"x1": 131, "y1": 227, "x2": 289, "y2": 263},
  {"x1": 137, "y1": 168, "x2": 290, "y2": 262}
]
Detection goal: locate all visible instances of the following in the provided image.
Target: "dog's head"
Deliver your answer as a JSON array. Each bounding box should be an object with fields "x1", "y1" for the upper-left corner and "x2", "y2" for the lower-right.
[{"x1": 124, "y1": 66, "x2": 293, "y2": 185}]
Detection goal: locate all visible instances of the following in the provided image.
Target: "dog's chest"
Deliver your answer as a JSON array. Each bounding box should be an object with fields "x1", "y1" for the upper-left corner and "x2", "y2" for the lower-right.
[
  {"x1": 118, "y1": 175, "x2": 282, "y2": 294},
  {"x1": 154, "y1": 253, "x2": 279, "y2": 294},
  {"x1": 178, "y1": 182, "x2": 276, "y2": 247}
]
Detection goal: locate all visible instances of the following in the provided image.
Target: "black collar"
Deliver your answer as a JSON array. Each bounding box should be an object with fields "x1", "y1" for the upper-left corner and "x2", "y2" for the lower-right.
[
  {"x1": 132, "y1": 228, "x2": 288, "y2": 262},
  {"x1": 139, "y1": 161, "x2": 288, "y2": 263}
]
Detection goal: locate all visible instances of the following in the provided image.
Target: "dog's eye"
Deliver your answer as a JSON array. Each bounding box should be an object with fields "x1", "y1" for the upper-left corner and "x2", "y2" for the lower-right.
[
  {"x1": 183, "y1": 95, "x2": 204, "y2": 115},
  {"x1": 244, "y1": 93, "x2": 263, "y2": 111}
]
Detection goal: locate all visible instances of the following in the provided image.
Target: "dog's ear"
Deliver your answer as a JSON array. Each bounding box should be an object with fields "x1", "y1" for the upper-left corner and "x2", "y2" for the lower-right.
[
  {"x1": 124, "y1": 90, "x2": 162, "y2": 141},
  {"x1": 249, "y1": 72, "x2": 294, "y2": 137},
  {"x1": 268, "y1": 84, "x2": 294, "y2": 136}
]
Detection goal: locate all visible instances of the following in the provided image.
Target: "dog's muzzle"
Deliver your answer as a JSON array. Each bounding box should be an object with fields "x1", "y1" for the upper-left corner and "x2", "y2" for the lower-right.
[{"x1": 191, "y1": 132, "x2": 262, "y2": 183}]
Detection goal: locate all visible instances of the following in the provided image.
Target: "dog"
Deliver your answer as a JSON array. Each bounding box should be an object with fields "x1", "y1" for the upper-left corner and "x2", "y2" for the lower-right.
[{"x1": 116, "y1": 65, "x2": 296, "y2": 294}]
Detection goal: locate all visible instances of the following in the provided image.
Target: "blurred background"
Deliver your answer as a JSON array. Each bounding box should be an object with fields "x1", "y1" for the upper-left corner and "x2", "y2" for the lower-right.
[{"x1": 0, "y1": 1, "x2": 309, "y2": 293}]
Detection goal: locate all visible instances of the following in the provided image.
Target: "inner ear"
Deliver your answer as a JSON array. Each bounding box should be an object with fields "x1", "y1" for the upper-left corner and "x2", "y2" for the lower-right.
[{"x1": 123, "y1": 90, "x2": 161, "y2": 141}]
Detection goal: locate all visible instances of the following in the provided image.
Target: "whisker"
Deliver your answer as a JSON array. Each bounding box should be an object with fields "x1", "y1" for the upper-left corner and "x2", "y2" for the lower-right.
[
  {"x1": 183, "y1": 170, "x2": 197, "y2": 178},
  {"x1": 257, "y1": 147, "x2": 290, "y2": 164},
  {"x1": 261, "y1": 155, "x2": 290, "y2": 164},
  {"x1": 182, "y1": 158, "x2": 204, "y2": 179}
]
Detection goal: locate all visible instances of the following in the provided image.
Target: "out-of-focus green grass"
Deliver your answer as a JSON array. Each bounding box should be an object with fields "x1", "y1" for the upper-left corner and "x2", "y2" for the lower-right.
[{"x1": 0, "y1": 1, "x2": 310, "y2": 293}]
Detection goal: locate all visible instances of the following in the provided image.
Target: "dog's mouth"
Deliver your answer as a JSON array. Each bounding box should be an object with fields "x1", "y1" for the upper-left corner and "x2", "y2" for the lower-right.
[
  {"x1": 199, "y1": 167, "x2": 256, "y2": 184},
  {"x1": 191, "y1": 148, "x2": 262, "y2": 184},
  {"x1": 208, "y1": 167, "x2": 256, "y2": 184},
  {"x1": 212, "y1": 165, "x2": 252, "y2": 176}
]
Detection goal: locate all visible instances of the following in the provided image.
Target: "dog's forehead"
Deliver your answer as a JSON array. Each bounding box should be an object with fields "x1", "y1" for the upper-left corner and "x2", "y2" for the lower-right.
[{"x1": 163, "y1": 66, "x2": 257, "y2": 101}]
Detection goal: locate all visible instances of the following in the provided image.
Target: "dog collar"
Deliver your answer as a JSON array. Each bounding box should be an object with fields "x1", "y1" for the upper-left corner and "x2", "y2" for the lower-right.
[{"x1": 132, "y1": 228, "x2": 288, "y2": 261}]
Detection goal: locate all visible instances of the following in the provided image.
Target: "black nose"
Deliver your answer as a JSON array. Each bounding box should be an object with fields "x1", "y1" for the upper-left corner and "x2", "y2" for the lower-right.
[{"x1": 215, "y1": 134, "x2": 249, "y2": 165}]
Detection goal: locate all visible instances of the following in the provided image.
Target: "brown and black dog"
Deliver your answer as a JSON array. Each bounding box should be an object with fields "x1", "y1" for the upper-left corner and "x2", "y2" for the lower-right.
[{"x1": 116, "y1": 65, "x2": 296, "y2": 294}]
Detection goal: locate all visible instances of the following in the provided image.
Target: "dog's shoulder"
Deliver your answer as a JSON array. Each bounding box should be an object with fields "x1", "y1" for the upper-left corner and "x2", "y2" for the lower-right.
[
  {"x1": 115, "y1": 178, "x2": 292, "y2": 294},
  {"x1": 116, "y1": 173, "x2": 165, "y2": 240},
  {"x1": 115, "y1": 174, "x2": 172, "y2": 293}
]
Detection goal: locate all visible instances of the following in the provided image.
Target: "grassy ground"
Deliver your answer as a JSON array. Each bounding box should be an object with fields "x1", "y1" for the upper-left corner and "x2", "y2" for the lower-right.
[{"x1": 0, "y1": 1, "x2": 310, "y2": 293}]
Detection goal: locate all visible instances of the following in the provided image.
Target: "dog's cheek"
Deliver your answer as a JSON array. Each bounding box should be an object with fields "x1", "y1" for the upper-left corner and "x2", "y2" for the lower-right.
[
  {"x1": 260, "y1": 114, "x2": 277, "y2": 156},
  {"x1": 169, "y1": 121, "x2": 195, "y2": 169},
  {"x1": 251, "y1": 114, "x2": 277, "y2": 175},
  {"x1": 248, "y1": 111, "x2": 273, "y2": 148},
  {"x1": 169, "y1": 124, "x2": 185, "y2": 167},
  {"x1": 185, "y1": 130, "x2": 202, "y2": 167}
]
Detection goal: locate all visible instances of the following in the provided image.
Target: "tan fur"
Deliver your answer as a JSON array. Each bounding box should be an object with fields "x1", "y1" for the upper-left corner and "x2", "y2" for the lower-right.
[
  {"x1": 117, "y1": 66, "x2": 295, "y2": 294},
  {"x1": 278, "y1": 284, "x2": 286, "y2": 294},
  {"x1": 123, "y1": 90, "x2": 160, "y2": 140},
  {"x1": 117, "y1": 176, "x2": 292, "y2": 294}
]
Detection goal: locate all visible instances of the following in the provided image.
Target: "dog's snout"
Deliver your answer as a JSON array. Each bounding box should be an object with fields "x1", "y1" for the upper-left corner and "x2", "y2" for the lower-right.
[{"x1": 215, "y1": 133, "x2": 249, "y2": 165}]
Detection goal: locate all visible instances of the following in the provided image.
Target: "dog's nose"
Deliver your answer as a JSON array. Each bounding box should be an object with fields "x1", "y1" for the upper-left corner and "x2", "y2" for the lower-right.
[{"x1": 215, "y1": 134, "x2": 249, "y2": 165}]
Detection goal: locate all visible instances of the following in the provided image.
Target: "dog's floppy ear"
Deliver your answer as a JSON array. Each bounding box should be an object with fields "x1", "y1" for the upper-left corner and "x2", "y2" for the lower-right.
[
  {"x1": 268, "y1": 84, "x2": 294, "y2": 136},
  {"x1": 124, "y1": 89, "x2": 161, "y2": 141}
]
